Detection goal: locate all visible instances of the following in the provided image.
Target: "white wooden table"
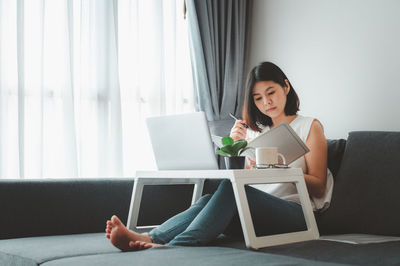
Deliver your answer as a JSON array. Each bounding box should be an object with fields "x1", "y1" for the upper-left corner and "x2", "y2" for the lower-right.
[{"x1": 127, "y1": 168, "x2": 319, "y2": 249}]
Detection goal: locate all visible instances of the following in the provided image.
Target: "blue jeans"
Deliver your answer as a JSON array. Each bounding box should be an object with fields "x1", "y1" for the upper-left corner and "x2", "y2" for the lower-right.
[{"x1": 149, "y1": 179, "x2": 307, "y2": 246}]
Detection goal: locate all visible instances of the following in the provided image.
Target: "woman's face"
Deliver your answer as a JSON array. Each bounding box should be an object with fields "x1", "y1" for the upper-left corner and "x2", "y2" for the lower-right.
[{"x1": 252, "y1": 80, "x2": 290, "y2": 120}]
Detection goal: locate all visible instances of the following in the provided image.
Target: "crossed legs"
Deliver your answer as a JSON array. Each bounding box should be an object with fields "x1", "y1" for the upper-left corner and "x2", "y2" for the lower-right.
[
  {"x1": 105, "y1": 192, "x2": 214, "y2": 251},
  {"x1": 105, "y1": 179, "x2": 306, "y2": 251}
]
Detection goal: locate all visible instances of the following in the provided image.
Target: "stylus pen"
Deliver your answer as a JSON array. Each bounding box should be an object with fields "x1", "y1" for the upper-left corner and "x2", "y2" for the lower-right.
[{"x1": 229, "y1": 113, "x2": 248, "y2": 128}]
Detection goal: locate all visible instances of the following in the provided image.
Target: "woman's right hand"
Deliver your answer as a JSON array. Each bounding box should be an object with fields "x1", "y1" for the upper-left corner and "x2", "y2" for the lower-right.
[{"x1": 229, "y1": 120, "x2": 247, "y2": 141}]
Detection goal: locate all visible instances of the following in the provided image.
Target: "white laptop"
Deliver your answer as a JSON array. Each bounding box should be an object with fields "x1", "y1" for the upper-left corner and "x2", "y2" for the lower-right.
[{"x1": 146, "y1": 112, "x2": 219, "y2": 170}]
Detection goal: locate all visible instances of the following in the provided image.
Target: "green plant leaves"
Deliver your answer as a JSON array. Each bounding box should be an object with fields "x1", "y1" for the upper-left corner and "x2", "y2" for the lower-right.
[
  {"x1": 232, "y1": 139, "x2": 247, "y2": 154},
  {"x1": 216, "y1": 137, "x2": 248, "y2": 157},
  {"x1": 221, "y1": 136, "x2": 234, "y2": 146},
  {"x1": 220, "y1": 145, "x2": 235, "y2": 154}
]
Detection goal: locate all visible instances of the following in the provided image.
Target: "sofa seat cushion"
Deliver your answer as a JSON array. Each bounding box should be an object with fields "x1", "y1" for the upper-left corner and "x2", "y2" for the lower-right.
[
  {"x1": 0, "y1": 233, "x2": 118, "y2": 266},
  {"x1": 260, "y1": 238, "x2": 400, "y2": 266},
  {"x1": 3, "y1": 232, "x2": 398, "y2": 266},
  {"x1": 0, "y1": 233, "x2": 342, "y2": 266},
  {"x1": 40, "y1": 245, "x2": 340, "y2": 266},
  {"x1": 317, "y1": 131, "x2": 400, "y2": 236}
]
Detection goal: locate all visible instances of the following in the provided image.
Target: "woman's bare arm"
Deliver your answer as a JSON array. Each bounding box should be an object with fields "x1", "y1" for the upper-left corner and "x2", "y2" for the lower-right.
[{"x1": 303, "y1": 120, "x2": 328, "y2": 198}]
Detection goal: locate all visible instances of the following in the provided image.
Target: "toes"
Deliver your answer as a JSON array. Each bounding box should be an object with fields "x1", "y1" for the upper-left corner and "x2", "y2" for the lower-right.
[
  {"x1": 129, "y1": 241, "x2": 138, "y2": 248},
  {"x1": 105, "y1": 224, "x2": 112, "y2": 233},
  {"x1": 128, "y1": 240, "x2": 157, "y2": 251},
  {"x1": 142, "y1": 242, "x2": 153, "y2": 249},
  {"x1": 137, "y1": 241, "x2": 147, "y2": 250},
  {"x1": 105, "y1": 233, "x2": 110, "y2": 239},
  {"x1": 111, "y1": 215, "x2": 123, "y2": 226},
  {"x1": 130, "y1": 241, "x2": 151, "y2": 250},
  {"x1": 129, "y1": 241, "x2": 142, "y2": 250}
]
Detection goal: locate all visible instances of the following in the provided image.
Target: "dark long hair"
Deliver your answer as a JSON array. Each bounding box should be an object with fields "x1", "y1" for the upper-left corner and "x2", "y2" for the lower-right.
[{"x1": 242, "y1": 62, "x2": 300, "y2": 132}]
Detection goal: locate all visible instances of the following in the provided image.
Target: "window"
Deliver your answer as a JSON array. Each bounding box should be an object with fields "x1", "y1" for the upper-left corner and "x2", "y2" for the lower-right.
[{"x1": 0, "y1": 0, "x2": 194, "y2": 178}]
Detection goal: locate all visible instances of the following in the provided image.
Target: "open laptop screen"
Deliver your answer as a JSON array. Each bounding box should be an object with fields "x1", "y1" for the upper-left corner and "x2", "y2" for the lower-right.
[{"x1": 146, "y1": 112, "x2": 219, "y2": 170}]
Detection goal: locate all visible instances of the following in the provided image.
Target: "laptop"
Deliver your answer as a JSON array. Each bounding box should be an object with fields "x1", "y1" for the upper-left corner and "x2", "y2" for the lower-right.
[{"x1": 146, "y1": 112, "x2": 219, "y2": 170}]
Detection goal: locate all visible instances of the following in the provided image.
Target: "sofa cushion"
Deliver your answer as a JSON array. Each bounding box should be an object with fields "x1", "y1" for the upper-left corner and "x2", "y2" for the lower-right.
[
  {"x1": 0, "y1": 233, "x2": 118, "y2": 266},
  {"x1": 0, "y1": 233, "x2": 341, "y2": 266},
  {"x1": 0, "y1": 179, "x2": 134, "y2": 239},
  {"x1": 0, "y1": 178, "x2": 194, "y2": 239},
  {"x1": 261, "y1": 238, "x2": 400, "y2": 266},
  {"x1": 326, "y1": 139, "x2": 346, "y2": 178},
  {"x1": 317, "y1": 131, "x2": 400, "y2": 236},
  {"x1": 40, "y1": 245, "x2": 340, "y2": 266}
]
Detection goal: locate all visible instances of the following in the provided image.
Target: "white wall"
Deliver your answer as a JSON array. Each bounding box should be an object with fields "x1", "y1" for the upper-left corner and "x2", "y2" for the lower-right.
[{"x1": 248, "y1": 0, "x2": 400, "y2": 139}]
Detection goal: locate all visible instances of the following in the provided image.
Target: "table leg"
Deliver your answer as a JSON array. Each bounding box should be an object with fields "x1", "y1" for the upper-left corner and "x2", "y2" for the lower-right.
[
  {"x1": 230, "y1": 178, "x2": 257, "y2": 248},
  {"x1": 295, "y1": 177, "x2": 320, "y2": 240},
  {"x1": 127, "y1": 178, "x2": 145, "y2": 231},
  {"x1": 191, "y1": 179, "x2": 205, "y2": 205},
  {"x1": 230, "y1": 173, "x2": 319, "y2": 249},
  {"x1": 127, "y1": 177, "x2": 205, "y2": 231}
]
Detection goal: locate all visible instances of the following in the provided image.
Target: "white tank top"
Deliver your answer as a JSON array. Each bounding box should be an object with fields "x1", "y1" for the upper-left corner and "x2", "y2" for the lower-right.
[{"x1": 246, "y1": 115, "x2": 334, "y2": 212}]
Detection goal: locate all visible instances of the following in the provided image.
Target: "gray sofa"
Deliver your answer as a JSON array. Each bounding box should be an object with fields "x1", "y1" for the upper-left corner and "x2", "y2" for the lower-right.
[{"x1": 1, "y1": 121, "x2": 400, "y2": 265}]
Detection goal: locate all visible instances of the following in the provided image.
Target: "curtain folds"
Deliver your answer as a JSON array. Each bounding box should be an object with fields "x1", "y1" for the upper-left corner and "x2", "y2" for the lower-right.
[
  {"x1": 0, "y1": 0, "x2": 193, "y2": 179},
  {"x1": 186, "y1": 0, "x2": 252, "y2": 121}
]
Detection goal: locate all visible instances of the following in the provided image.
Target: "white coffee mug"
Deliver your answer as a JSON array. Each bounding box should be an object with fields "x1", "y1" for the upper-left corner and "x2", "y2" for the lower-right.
[{"x1": 255, "y1": 147, "x2": 286, "y2": 165}]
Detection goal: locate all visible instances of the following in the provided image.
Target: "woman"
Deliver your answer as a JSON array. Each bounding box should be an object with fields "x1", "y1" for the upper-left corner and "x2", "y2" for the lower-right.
[{"x1": 105, "y1": 62, "x2": 334, "y2": 250}]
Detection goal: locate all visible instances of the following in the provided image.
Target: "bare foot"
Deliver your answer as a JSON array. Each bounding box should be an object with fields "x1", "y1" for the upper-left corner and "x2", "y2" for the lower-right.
[
  {"x1": 129, "y1": 240, "x2": 165, "y2": 250},
  {"x1": 105, "y1": 215, "x2": 152, "y2": 252}
]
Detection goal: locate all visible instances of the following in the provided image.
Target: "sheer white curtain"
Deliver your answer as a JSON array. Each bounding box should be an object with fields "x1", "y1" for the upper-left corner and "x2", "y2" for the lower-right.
[{"x1": 0, "y1": 0, "x2": 194, "y2": 179}]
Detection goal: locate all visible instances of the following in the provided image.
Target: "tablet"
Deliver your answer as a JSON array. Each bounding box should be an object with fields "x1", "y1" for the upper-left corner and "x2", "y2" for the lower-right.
[{"x1": 245, "y1": 122, "x2": 310, "y2": 165}]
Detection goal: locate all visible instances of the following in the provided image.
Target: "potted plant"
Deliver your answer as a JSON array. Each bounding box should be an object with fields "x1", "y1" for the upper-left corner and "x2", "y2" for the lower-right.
[{"x1": 216, "y1": 136, "x2": 250, "y2": 169}]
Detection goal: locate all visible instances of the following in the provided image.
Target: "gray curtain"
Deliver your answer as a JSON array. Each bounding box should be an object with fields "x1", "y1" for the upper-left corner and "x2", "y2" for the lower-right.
[{"x1": 186, "y1": 0, "x2": 252, "y2": 121}]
